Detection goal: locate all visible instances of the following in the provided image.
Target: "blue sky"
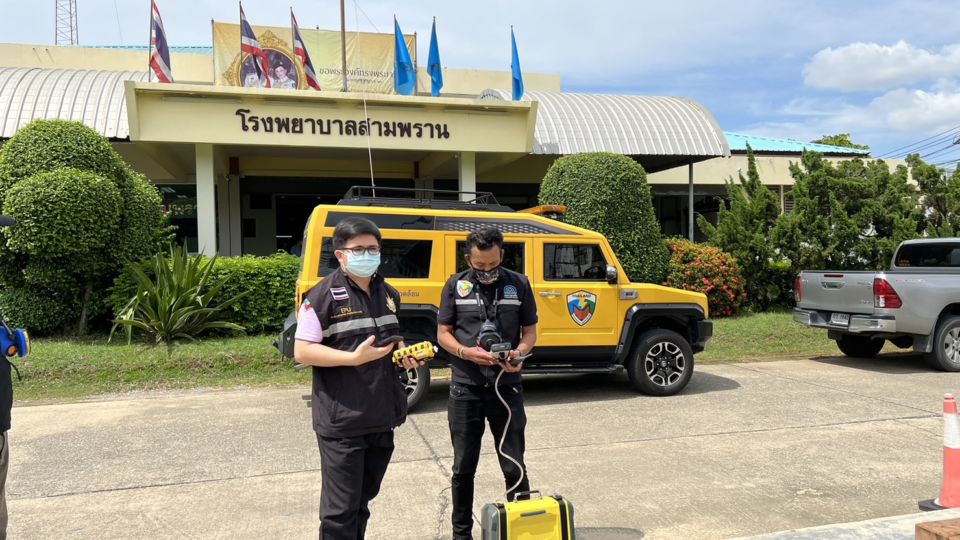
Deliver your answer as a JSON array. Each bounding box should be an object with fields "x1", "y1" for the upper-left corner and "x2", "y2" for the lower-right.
[{"x1": 5, "y1": 0, "x2": 960, "y2": 164}]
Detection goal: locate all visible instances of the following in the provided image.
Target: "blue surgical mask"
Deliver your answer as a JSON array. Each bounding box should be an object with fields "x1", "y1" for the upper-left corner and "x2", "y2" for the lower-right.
[{"x1": 345, "y1": 252, "x2": 380, "y2": 278}]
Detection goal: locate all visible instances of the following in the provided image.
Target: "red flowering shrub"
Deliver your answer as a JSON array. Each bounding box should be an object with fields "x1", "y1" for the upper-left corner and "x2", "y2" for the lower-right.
[{"x1": 663, "y1": 239, "x2": 746, "y2": 317}]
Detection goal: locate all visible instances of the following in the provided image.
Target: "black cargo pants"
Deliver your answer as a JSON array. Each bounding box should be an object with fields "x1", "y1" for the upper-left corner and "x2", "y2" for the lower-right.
[
  {"x1": 448, "y1": 381, "x2": 530, "y2": 540},
  {"x1": 316, "y1": 430, "x2": 395, "y2": 540}
]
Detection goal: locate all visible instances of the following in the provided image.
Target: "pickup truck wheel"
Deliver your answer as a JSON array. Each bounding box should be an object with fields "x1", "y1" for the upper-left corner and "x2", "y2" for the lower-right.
[
  {"x1": 836, "y1": 335, "x2": 884, "y2": 358},
  {"x1": 399, "y1": 363, "x2": 431, "y2": 411},
  {"x1": 926, "y1": 316, "x2": 960, "y2": 372},
  {"x1": 627, "y1": 329, "x2": 694, "y2": 396}
]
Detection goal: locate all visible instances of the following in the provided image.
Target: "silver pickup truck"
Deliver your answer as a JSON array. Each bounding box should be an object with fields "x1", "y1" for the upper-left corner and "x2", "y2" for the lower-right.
[{"x1": 794, "y1": 239, "x2": 960, "y2": 371}]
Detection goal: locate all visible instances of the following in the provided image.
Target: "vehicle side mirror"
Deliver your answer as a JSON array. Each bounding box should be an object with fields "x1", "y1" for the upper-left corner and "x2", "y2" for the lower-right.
[{"x1": 606, "y1": 265, "x2": 618, "y2": 284}]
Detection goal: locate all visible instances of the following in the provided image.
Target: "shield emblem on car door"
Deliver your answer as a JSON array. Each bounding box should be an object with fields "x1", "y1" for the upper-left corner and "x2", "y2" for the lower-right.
[{"x1": 566, "y1": 290, "x2": 597, "y2": 326}]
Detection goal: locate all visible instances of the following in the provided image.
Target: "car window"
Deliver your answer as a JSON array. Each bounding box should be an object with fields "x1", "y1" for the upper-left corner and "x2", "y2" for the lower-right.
[
  {"x1": 544, "y1": 244, "x2": 608, "y2": 281},
  {"x1": 895, "y1": 244, "x2": 960, "y2": 268},
  {"x1": 455, "y1": 242, "x2": 525, "y2": 274},
  {"x1": 319, "y1": 238, "x2": 433, "y2": 278}
]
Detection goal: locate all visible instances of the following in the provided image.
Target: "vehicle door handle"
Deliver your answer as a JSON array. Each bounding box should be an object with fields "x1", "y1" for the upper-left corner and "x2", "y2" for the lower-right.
[{"x1": 539, "y1": 291, "x2": 562, "y2": 298}]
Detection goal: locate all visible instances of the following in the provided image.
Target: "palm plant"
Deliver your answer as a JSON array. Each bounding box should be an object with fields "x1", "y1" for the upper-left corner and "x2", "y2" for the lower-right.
[{"x1": 110, "y1": 245, "x2": 246, "y2": 356}]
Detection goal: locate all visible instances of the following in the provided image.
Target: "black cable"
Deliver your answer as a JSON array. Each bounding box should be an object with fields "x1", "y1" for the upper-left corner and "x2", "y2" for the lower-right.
[{"x1": 878, "y1": 125, "x2": 960, "y2": 158}]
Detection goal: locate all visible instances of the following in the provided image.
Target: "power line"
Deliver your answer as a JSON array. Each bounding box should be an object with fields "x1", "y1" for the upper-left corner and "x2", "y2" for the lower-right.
[{"x1": 877, "y1": 124, "x2": 960, "y2": 158}]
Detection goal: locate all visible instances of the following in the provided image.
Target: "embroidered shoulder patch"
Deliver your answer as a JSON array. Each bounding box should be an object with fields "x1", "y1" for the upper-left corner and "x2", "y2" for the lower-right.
[{"x1": 456, "y1": 280, "x2": 474, "y2": 298}]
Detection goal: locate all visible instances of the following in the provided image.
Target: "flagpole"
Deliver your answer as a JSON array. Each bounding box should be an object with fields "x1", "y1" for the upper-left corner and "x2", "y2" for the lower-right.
[
  {"x1": 413, "y1": 31, "x2": 418, "y2": 96},
  {"x1": 147, "y1": 1, "x2": 153, "y2": 82},
  {"x1": 290, "y1": 6, "x2": 294, "y2": 85},
  {"x1": 339, "y1": 0, "x2": 348, "y2": 92}
]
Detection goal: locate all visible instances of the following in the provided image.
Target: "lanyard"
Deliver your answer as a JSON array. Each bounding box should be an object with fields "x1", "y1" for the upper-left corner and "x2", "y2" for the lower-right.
[{"x1": 474, "y1": 285, "x2": 499, "y2": 321}]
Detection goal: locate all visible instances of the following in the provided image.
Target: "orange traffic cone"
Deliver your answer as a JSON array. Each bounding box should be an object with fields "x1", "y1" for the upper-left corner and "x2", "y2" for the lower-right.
[{"x1": 920, "y1": 394, "x2": 960, "y2": 511}]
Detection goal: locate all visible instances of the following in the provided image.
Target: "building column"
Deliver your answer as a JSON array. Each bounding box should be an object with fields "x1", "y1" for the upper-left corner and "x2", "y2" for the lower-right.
[
  {"x1": 216, "y1": 173, "x2": 230, "y2": 255},
  {"x1": 458, "y1": 151, "x2": 476, "y2": 202},
  {"x1": 688, "y1": 162, "x2": 695, "y2": 241},
  {"x1": 228, "y1": 173, "x2": 242, "y2": 255},
  {"x1": 195, "y1": 144, "x2": 218, "y2": 256}
]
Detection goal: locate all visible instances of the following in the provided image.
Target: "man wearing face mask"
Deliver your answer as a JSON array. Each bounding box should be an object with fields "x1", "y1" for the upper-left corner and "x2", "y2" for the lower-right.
[
  {"x1": 294, "y1": 216, "x2": 423, "y2": 540},
  {"x1": 437, "y1": 227, "x2": 538, "y2": 540}
]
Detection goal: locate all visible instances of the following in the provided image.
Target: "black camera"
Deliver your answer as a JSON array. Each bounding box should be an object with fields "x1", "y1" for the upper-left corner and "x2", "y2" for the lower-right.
[{"x1": 478, "y1": 320, "x2": 513, "y2": 362}]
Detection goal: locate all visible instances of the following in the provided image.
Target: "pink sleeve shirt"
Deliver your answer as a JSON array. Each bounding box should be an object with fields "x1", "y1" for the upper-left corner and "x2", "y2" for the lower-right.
[{"x1": 294, "y1": 300, "x2": 324, "y2": 344}]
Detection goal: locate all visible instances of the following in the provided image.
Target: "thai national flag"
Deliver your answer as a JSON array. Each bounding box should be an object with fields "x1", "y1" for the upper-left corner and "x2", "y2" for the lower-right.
[
  {"x1": 240, "y1": 3, "x2": 270, "y2": 88},
  {"x1": 291, "y1": 9, "x2": 320, "y2": 90},
  {"x1": 149, "y1": 0, "x2": 173, "y2": 83}
]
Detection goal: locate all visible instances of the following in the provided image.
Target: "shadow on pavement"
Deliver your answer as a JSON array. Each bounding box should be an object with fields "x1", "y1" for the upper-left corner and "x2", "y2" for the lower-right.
[
  {"x1": 410, "y1": 369, "x2": 742, "y2": 415},
  {"x1": 808, "y1": 352, "x2": 934, "y2": 375}
]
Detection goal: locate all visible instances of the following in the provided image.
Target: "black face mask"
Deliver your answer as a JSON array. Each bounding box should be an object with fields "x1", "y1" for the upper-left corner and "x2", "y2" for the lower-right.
[{"x1": 472, "y1": 266, "x2": 501, "y2": 285}]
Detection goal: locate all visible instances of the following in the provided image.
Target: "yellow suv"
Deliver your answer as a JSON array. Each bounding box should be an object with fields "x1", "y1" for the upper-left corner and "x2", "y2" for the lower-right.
[{"x1": 276, "y1": 188, "x2": 712, "y2": 410}]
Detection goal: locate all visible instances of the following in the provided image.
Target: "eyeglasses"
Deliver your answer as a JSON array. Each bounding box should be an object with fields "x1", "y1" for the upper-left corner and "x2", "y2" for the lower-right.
[{"x1": 340, "y1": 246, "x2": 381, "y2": 256}]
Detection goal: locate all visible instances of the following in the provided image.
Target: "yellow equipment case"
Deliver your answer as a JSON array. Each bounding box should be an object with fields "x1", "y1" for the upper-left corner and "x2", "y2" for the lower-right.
[{"x1": 480, "y1": 492, "x2": 575, "y2": 540}]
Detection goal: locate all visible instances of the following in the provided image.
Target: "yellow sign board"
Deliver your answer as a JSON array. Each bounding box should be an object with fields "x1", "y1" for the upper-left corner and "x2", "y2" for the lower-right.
[{"x1": 212, "y1": 22, "x2": 416, "y2": 94}]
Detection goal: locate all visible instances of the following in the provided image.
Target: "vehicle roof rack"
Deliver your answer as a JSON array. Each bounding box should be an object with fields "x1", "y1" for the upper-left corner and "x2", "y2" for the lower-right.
[{"x1": 338, "y1": 186, "x2": 515, "y2": 212}]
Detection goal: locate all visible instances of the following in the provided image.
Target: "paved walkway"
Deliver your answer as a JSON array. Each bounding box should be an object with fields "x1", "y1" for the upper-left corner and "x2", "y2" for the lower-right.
[{"x1": 6, "y1": 355, "x2": 958, "y2": 539}]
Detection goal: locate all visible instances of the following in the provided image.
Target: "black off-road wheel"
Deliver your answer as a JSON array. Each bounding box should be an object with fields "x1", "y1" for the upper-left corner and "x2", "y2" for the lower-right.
[
  {"x1": 925, "y1": 316, "x2": 960, "y2": 372},
  {"x1": 836, "y1": 335, "x2": 884, "y2": 358},
  {"x1": 399, "y1": 363, "x2": 431, "y2": 411},
  {"x1": 626, "y1": 329, "x2": 694, "y2": 396}
]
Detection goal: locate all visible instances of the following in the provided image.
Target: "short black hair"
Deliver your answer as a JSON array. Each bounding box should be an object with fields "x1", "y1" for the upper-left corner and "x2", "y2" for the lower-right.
[
  {"x1": 332, "y1": 217, "x2": 382, "y2": 250},
  {"x1": 465, "y1": 227, "x2": 503, "y2": 252}
]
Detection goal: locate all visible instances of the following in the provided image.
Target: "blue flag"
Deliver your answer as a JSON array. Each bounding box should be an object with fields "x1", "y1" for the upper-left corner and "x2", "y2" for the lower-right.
[
  {"x1": 394, "y1": 18, "x2": 416, "y2": 96},
  {"x1": 511, "y1": 27, "x2": 524, "y2": 101},
  {"x1": 428, "y1": 18, "x2": 443, "y2": 97}
]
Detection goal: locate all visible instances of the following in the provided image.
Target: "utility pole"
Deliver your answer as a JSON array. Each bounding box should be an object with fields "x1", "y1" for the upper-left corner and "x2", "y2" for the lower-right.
[
  {"x1": 340, "y1": 0, "x2": 348, "y2": 91},
  {"x1": 55, "y1": 0, "x2": 79, "y2": 45}
]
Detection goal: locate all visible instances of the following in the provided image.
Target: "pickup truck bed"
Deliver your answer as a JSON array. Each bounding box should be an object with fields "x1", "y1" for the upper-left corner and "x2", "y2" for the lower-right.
[{"x1": 794, "y1": 239, "x2": 960, "y2": 371}]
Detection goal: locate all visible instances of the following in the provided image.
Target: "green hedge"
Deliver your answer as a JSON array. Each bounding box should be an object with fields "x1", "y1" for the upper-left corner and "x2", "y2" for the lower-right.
[
  {"x1": 110, "y1": 253, "x2": 301, "y2": 333},
  {"x1": 539, "y1": 152, "x2": 669, "y2": 283}
]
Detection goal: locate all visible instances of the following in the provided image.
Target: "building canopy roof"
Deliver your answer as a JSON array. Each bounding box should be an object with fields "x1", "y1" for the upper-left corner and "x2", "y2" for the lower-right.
[
  {"x1": 724, "y1": 131, "x2": 871, "y2": 156},
  {"x1": 481, "y1": 89, "x2": 730, "y2": 162},
  {"x1": 0, "y1": 67, "x2": 147, "y2": 139}
]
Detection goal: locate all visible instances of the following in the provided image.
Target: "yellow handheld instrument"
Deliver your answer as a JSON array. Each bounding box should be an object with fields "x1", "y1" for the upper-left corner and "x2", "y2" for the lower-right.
[{"x1": 393, "y1": 341, "x2": 437, "y2": 365}]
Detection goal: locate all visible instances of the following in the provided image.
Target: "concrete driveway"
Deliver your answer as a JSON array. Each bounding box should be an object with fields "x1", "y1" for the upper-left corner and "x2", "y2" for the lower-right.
[{"x1": 5, "y1": 354, "x2": 957, "y2": 539}]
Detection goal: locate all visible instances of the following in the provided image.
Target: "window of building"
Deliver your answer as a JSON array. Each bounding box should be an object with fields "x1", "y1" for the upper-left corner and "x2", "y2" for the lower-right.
[
  {"x1": 319, "y1": 239, "x2": 433, "y2": 278},
  {"x1": 157, "y1": 185, "x2": 198, "y2": 253},
  {"x1": 455, "y1": 242, "x2": 525, "y2": 273},
  {"x1": 544, "y1": 244, "x2": 608, "y2": 281}
]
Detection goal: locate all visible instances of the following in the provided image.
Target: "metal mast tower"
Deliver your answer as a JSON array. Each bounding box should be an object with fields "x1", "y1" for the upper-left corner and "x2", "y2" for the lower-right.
[{"x1": 55, "y1": 0, "x2": 79, "y2": 45}]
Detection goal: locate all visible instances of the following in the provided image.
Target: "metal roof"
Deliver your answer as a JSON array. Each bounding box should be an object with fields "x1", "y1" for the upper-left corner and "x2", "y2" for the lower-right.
[
  {"x1": 724, "y1": 131, "x2": 871, "y2": 155},
  {"x1": 481, "y1": 89, "x2": 730, "y2": 158},
  {"x1": 87, "y1": 45, "x2": 214, "y2": 55},
  {"x1": 0, "y1": 67, "x2": 147, "y2": 139}
]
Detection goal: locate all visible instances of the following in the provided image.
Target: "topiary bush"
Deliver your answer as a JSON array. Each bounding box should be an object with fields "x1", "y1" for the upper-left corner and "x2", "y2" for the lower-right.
[
  {"x1": 0, "y1": 119, "x2": 125, "y2": 199},
  {"x1": 0, "y1": 120, "x2": 164, "y2": 334},
  {"x1": 538, "y1": 152, "x2": 668, "y2": 283},
  {"x1": 663, "y1": 239, "x2": 747, "y2": 317},
  {"x1": 109, "y1": 253, "x2": 301, "y2": 334}
]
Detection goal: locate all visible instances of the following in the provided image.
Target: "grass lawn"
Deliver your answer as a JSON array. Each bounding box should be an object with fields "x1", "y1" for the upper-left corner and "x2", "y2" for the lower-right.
[
  {"x1": 15, "y1": 335, "x2": 305, "y2": 403},
  {"x1": 14, "y1": 311, "x2": 853, "y2": 402},
  {"x1": 698, "y1": 309, "x2": 843, "y2": 363}
]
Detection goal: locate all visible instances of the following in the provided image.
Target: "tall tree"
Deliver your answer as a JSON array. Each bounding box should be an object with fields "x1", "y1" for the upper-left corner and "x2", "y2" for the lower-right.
[
  {"x1": 908, "y1": 153, "x2": 960, "y2": 236},
  {"x1": 698, "y1": 146, "x2": 784, "y2": 309},
  {"x1": 811, "y1": 133, "x2": 870, "y2": 151},
  {"x1": 773, "y1": 152, "x2": 919, "y2": 274}
]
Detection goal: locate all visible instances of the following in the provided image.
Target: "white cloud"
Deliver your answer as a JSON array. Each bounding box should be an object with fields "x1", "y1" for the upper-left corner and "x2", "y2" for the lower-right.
[
  {"x1": 804, "y1": 41, "x2": 960, "y2": 92},
  {"x1": 743, "y1": 84, "x2": 960, "y2": 153}
]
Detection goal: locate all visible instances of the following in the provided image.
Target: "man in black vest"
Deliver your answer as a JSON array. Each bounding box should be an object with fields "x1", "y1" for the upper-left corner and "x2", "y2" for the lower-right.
[
  {"x1": 294, "y1": 216, "x2": 423, "y2": 540},
  {"x1": 437, "y1": 227, "x2": 539, "y2": 540}
]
